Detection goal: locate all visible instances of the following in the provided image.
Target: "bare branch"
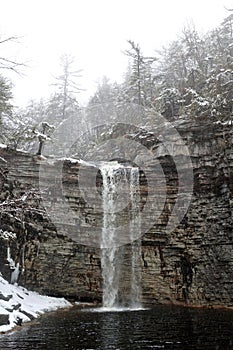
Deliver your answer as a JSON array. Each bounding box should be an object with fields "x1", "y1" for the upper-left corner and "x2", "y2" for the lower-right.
[
  {"x1": 0, "y1": 35, "x2": 26, "y2": 74},
  {"x1": 0, "y1": 36, "x2": 18, "y2": 44},
  {"x1": 224, "y1": 6, "x2": 233, "y2": 11}
]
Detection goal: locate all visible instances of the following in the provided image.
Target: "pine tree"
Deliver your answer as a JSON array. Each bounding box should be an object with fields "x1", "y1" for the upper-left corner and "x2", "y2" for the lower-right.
[
  {"x1": 0, "y1": 76, "x2": 13, "y2": 123},
  {"x1": 0, "y1": 75, "x2": 13, "y2": 143},
  {"x1": 123, "y1": 40, "x2": 156, "y2": 107},
  {"x1": 85, "y1": 77, "x2": 120, "y2": 128}
]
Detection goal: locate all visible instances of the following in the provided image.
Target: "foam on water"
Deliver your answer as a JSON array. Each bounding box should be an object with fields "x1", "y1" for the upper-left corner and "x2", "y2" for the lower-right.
[{"x1": 82, "y1": 306, "x2": 148, "y2": 313}]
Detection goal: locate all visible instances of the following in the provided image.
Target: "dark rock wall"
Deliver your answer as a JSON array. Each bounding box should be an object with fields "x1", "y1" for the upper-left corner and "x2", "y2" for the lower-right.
[{"x1": 0, "y1": 122, "x2": 232, "y2": 307}]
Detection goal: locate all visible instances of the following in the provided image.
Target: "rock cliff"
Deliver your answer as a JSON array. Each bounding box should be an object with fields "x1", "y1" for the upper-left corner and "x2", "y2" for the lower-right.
[{"x1": 0, "y1": 120, "x2": 232, "y2": 307}]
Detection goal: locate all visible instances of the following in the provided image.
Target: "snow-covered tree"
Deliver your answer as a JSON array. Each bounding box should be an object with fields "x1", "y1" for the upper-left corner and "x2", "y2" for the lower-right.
[
  {"x1": 85, "y1": 77, "x2": 120, "y2": 128},
  {"x1": 123, "y1": 40, "x2": 156, "y2": 107},
  {"x1": 0, "y1": 75, "x2": 13, "y2": 124},
  {"x1": 0, "y1": 75, "x2": 14, "y2": 143},
  {"x1": 151, "y1": 16, "x2": 233, "y2": 122}
]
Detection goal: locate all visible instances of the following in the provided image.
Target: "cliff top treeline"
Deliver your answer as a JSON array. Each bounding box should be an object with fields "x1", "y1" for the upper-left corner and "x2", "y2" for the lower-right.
[{"x1": 0, "y1": 12, "x2": 233, "y2": 155}]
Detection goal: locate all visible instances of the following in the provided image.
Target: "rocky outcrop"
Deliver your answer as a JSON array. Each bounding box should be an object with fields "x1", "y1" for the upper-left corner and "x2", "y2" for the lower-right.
[
  {"x1": 0, "y1": 150, "x2": 103, "y2": 302},
  {"x1": 0, "y1": 120, "x2": 232, "y2": 307}
]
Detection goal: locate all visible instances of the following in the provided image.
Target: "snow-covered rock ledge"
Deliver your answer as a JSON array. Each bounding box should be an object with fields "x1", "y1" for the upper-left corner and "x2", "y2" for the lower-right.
[{"x1": 0, "y1": 275, "x2": 71, "y2": 333}]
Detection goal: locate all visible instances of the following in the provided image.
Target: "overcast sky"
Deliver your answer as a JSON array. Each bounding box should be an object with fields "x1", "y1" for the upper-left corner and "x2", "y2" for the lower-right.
[{"x1": 0, "y1": 0, "x2": 232, "y2": 107}]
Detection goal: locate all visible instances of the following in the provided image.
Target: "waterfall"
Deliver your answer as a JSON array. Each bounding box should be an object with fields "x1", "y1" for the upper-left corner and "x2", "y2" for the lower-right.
[
  {"x1": 100, "y1": 162, "x2": 142, "y2": 309},
  {"x1": 100, "y1": 162, "x2": 123, "y2": 308}
]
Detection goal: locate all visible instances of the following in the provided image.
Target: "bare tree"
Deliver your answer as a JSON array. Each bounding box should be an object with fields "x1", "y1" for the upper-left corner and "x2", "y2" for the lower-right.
[
  {"x1": 52, "y1": 54, "x2": 83, "y2": 120},
  {"x1": 0, "y1": 36, "x2": 25, "y2": 73}
]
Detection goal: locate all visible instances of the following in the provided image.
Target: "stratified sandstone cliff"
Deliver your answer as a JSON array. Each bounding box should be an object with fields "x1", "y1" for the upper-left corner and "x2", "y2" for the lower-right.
[{"x1": 0, "y1": 120, "x2": 232, "y2": 307}]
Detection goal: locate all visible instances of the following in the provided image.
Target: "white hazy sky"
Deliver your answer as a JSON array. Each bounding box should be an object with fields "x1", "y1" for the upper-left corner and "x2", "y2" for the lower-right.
[{"x1": 0, "y1": 0, "x2": 232, "y2": 107}]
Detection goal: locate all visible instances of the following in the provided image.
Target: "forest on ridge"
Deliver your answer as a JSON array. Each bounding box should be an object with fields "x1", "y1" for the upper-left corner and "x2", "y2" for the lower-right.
[{"x1": 0, "y1": 12, "x2": 233, "y2": 155}]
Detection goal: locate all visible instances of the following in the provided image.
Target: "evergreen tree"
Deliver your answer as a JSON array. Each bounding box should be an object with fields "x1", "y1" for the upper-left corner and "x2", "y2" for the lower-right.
[
  {"x1": 0, "y1": 75, "x2": 13, "y2": 123},
  {"x1": 123, "y1": 40, "x2": 156, "y2": 107},
  {"x1": 0, "y1": 75, "x2": 13, "y2": 143},
  {"x1": 85, "y1": 77, "x2": 120, "y2": 128},
  {"x1": 152, "y1": 17, "x2": 233, "y2": 122}
]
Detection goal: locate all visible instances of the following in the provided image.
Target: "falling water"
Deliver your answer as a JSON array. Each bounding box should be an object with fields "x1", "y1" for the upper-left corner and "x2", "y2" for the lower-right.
[
  {"x1": 100, "y1": 163, "x2": 122, "y2": 308},
  {"x1": 100, "y1": 162, "x2": 142, "y2": 309}
]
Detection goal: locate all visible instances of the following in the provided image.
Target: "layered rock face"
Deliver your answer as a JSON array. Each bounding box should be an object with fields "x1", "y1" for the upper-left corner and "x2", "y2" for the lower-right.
[{"x1": 0, "y1": 121, "x2": 232, "y2": 307}]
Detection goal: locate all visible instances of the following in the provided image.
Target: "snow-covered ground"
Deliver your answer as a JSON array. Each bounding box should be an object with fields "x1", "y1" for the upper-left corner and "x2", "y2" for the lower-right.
[{"x1": 0, "y1": 275, "x2": 71, "y2": 333}]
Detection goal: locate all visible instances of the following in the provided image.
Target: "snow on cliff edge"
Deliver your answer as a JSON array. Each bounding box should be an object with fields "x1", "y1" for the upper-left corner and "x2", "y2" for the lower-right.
[{"x1": 0, "y1": 275, "x2": 71, "y2": 333}]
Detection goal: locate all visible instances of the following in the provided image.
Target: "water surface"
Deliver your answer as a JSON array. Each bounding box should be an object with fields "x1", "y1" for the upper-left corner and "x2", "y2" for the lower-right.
[{"x1": 0, "y1": 305, "x2": 233, "y2": 349}]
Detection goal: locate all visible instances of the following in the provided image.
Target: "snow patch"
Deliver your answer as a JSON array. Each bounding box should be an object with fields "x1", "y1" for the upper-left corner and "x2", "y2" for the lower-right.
[
  {"x1": 0, "y1": 276, "x2": 71, "y2": 333},
  {"x1": 0, "y1": 230, "x2": 17, "y2": 241},
  {"x1": 56, "y1": 157, "x2": 97, "y2": 167},
  {"x1": 63, "y1": 157, "x2": 80, "y2": 164},
  {"x1": 214, "y1": 120, "x2": 233, "y2": 125}
]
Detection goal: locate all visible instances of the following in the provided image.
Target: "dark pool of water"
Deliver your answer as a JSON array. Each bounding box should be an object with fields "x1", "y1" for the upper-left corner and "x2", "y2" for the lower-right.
[{"x1": 0, "y1": 305, "x2": 233, "y2": 350}]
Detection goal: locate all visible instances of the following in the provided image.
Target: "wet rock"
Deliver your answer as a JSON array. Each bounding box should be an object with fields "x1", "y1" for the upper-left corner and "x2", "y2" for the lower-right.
[
  {"x1": 0, "y1": 293, "x2": 12, "y2": 302},
  {"x1": 0, "y1": 315, "x2": 9, "y2": 326}
]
